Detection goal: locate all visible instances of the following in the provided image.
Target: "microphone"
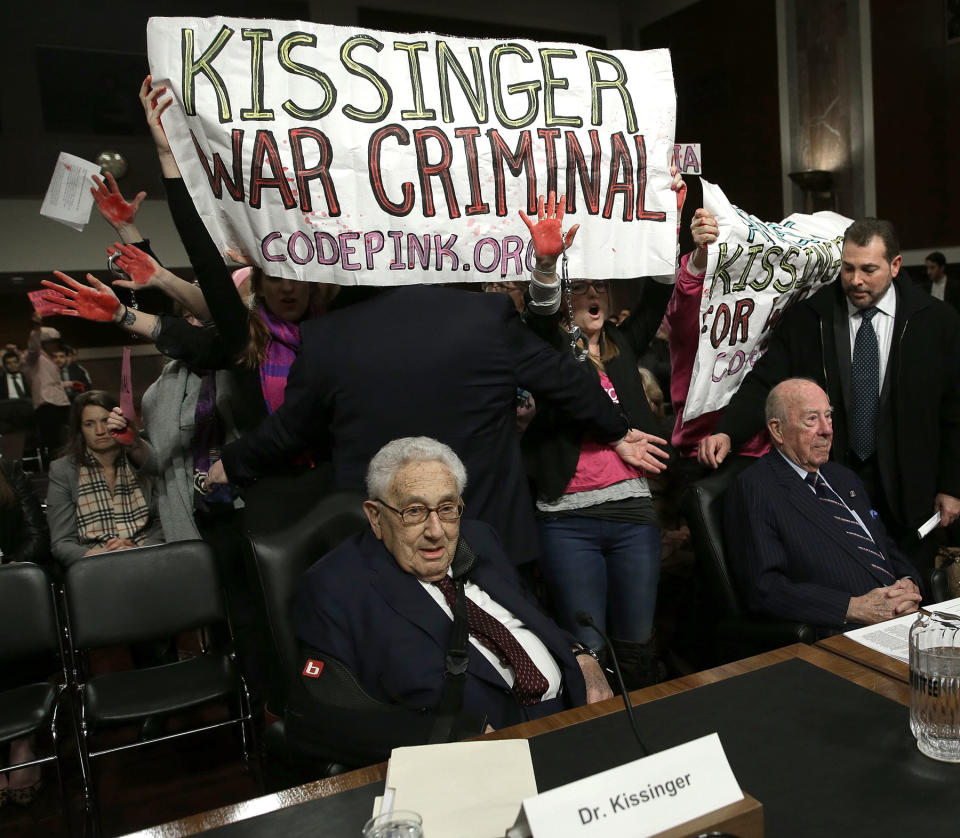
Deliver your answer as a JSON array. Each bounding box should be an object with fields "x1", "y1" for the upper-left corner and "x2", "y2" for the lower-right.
[{"x1": 575, "y1": 610, "x2": 649, "y2": 757}]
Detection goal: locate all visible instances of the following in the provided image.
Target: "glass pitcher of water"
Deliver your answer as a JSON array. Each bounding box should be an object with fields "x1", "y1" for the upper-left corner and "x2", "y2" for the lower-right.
[{"x1": 909, "y1": 608, "x2": 960, "y2": 762}]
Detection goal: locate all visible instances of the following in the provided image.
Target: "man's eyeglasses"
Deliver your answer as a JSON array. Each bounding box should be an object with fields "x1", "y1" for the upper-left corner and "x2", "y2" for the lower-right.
[
  {"x1": 570, "y1": 280, "x2": 609, "y2": 295},
  {"x1": 378, "y1": 499, "x2": 464, "y2": 526}
]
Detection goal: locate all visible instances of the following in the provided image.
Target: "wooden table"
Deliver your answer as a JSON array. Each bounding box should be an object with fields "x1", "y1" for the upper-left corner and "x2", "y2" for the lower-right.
[
  {"x1": 816, "y1": 634, "x2": 910, "y2": 683},
  {"x1": 128, "y1": 642, "x2": 908, "y2": 837}
]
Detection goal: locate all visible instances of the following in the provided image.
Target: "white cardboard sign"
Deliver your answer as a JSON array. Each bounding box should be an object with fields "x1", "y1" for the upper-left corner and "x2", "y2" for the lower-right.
[
  {"x1": 146, "y1": 16, "x2": 678, "y2": 285},
  {"x1": 513, "y1": 733, "x2": 742, "y2": 838},
  {"x1": 682, "y1": 179, "x2": 851, "y2": 420},
  {"x1": 673, "y1": 142, "x2": 701, "y2": 175}
]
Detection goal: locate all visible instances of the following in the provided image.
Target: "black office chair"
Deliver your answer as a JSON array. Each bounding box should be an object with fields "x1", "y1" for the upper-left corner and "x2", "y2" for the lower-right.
[
  {"x1": 62, "y1": 541, "x2": 258, "y2": 831},
  {"x1": 0, "y1": 563, "x2": 69, "y2": 826},
  {"x1": 681, "y1": 458, "x2": 819, "y2": 664},
  {"x1": 243, "y1": 489, "x2": 369, "y2": 780}
]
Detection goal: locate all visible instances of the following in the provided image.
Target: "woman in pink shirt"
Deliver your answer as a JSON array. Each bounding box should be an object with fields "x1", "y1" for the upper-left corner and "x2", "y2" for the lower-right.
[{"x1": 519, "y1": 191, "x2": 678, "y2": 688}]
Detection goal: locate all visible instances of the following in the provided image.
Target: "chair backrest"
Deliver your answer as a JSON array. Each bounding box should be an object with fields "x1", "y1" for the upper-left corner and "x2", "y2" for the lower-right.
[
  {"x1": 0, "y1": 562, "x2": 60, "y2": 662},
  {"x1": 680, "y1": 457, "x2": 755, "y2": 619},
  {"x1": 244, "y1": 490, "x2": 368, "y2": 709},
  {"x1": 64, "y1": 541, "x2": 225, "y2": 650}
]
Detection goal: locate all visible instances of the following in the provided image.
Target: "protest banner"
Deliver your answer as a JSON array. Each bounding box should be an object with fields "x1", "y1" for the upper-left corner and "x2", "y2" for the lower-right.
[
  {"x1": 673, "y1": 142, "x2": 701, "y2": 175},
  {"x1": 27, "y1": 290, "x2": 60, "y2": 317},
  {"x1": 147, "y1": 16, "x2": 677, "y2": 285},
  {"x1": 682, "y1": 180, "x2": 851, "y2": 420}
]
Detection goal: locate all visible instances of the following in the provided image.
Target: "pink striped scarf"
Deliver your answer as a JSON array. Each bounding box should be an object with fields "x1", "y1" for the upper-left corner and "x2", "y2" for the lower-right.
[{"x1": 257, "y1": 306, "x2": 302, "y2": 414}]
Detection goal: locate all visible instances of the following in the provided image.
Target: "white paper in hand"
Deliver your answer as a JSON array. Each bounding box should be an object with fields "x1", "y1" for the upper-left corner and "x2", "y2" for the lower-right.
[{"x1": 40, "y1": 152, "x2": 101, "y2": 231}]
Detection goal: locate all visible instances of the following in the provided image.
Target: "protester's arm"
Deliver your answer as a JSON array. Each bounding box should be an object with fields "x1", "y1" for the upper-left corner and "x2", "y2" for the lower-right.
[
  {"x1": 505, "y1": 298, "x2": 668, "y2": 472},
  {"x1": 42, "y1": 272, "x2": 163, "y2": 341},
  {"x1": 139, "y1": 76, "x2": 250, "y2": 359},
  {"x1": 104, "y1": 407, "x2": 151, "y2": 469},
  {"x1": 91, "y1": 172, "x2": 146, "y2": 244},
  {"x1": 25, "y1": 318, "x2": 42, "y2": 365},
  {"x1": 214, "y1": 326, "x2": 330, "y2": 485},
  {"x1": 108, "y1": 242, "x2": 212, "y2": 321}
]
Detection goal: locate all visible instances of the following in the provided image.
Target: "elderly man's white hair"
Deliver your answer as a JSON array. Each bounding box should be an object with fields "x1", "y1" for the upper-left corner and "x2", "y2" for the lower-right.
[{"x1": 366, "y1": 437, "x2": 468, "y2": 500}]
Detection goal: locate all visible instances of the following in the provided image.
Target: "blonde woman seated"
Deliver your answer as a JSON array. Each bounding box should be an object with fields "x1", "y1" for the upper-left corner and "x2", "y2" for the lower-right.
[{"x1": 46, "y1": 390, "x2": 162, "y2": 567}]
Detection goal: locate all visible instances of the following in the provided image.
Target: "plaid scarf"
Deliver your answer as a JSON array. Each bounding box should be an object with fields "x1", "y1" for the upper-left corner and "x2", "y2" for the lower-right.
[
  {"x1": 258, "y1": 305, "x2": 301, "y2": 414},
  {"x1": 76, "y1": 452, "x2": 151, "y2": 548}
]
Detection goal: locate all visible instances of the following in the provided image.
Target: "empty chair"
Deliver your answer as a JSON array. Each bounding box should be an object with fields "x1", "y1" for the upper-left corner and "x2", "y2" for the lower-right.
[
  {"x1": 0, "y1": 562, "x2": 68, "y2": 824},
  {"x1": 62, "y1": 540, "x2": 258, "y2": 830}
]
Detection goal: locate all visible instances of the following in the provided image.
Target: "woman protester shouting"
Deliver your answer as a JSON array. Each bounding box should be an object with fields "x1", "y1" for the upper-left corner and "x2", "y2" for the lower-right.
[{"x1": 517, "y1": 178, "x2": 684, "y2": 689}]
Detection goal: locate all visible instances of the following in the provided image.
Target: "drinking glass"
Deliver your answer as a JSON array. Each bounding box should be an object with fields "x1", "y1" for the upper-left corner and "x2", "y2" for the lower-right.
[{"x1": 361, "y1": 809, "x2": 423, "y2": 838}]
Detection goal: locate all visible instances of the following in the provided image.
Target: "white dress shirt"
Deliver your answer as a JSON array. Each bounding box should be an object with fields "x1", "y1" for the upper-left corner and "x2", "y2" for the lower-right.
[
  {"x1": 846, "y1": 283, "x2": 896, "y2": 387},
  {"x1": 420, "y1": 574, "x2": 563, "y2": 700}
]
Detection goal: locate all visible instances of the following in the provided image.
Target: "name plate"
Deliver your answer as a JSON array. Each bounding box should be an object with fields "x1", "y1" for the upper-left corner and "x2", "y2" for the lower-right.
[{"x1": 517, "y1": 733, "x2": 742, "y2": 838}]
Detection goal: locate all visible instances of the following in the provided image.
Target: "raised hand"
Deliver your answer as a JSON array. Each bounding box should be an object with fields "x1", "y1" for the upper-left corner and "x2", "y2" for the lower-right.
[
  {"x1": 107, "y1": 242, "x2": 160, "y2": 287},
  {"x1": 106, "y1": 406, "x2": 136, "y2": 445},
  {"x1": 91, "y1": 172, "x2": 146, "y2": 227},
  {"x1": 41, "y1": 273, "x2": 121, "y2": 323},
  {"x1": 139, "y1": 74, "x2": 173, "y2": 154},
  {"x1": 614, "y1": 429, "x2": 670, "y2": 474},
  {"x1": 670, "y1": 165, "x2": 687, "y2": 214},
  {"x1": 519, "y1": 191, "x2": 579, "y2": 261}
]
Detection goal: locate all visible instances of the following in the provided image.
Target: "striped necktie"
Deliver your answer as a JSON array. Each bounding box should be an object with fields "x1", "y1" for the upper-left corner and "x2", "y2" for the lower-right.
[
  {"x1": 805, "y1": 471, "x2": 894, "y2": 581},
  {"x1": 433, "y1": 576, "x2": 548, "y2": 706}
]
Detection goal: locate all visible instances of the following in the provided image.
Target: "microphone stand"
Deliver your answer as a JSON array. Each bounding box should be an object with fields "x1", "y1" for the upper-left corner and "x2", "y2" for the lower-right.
[{"x1": 576, "y1": 610, "x2": 649, "y2": 756}]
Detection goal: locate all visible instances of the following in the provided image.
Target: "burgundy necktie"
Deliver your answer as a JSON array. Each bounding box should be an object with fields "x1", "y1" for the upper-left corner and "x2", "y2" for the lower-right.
[{"x1": 433, "y1": 576, "x2": 548, "y2": 706}]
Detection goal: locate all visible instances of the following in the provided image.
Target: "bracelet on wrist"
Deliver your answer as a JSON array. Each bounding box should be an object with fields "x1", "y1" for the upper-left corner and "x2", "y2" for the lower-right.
[
  {"x1": 572, "y1": 643, "x2": 600, "y2": 662},
  {"x1": 534, "y1": 265, "x2": 557, "y2": 276},
  {"x1": 119, "y1": 305, "x2": 136, "y2": 327}
]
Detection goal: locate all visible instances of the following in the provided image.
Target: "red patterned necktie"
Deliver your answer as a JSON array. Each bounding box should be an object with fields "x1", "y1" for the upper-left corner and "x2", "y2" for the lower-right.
[{"x1": 433, "y1": 576, "x2": 548, "y2": 706}]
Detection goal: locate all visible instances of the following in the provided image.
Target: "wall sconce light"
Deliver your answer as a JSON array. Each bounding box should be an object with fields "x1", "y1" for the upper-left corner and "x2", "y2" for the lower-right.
[
  {"x1": 788, "y1": 169, "x2": 835, "y2": 214},
  {"x1": 96, "y1": 150, "x2": 128, "y2": 179}
]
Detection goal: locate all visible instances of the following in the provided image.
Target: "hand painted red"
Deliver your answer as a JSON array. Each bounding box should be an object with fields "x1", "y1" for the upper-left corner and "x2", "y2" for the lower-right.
[
  {"x1": 91, "y1": 172, "x2": 146, "y2": 226},
  {"x1": 41, "y1": 272, "x2": 120, "y2": 322},
  {"x1": 518, "y1": 191, "x2": 579, "y2": 258},
  {"x1": 109, "y1": 426, "x2": 136, "y2": 444},
  {"x1": 107, "y1": 243, "x2": 158, "y2": 285}
]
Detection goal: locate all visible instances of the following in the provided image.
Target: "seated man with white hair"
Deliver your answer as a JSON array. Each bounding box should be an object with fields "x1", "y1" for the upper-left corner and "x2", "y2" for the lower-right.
[{"x1": 287, "y1": 436, "x2": 612, "y2": 765}]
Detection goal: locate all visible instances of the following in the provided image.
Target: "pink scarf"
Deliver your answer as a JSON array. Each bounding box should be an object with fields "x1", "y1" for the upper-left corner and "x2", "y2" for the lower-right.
[{"x1": 257, "y1": 306, "x2": 302, "y2": 414}]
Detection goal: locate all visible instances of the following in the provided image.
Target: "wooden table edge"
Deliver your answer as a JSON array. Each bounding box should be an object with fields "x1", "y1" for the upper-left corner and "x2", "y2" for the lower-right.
[{"x1": 125, "y1": 642, "x2": 907, "y2": 837}]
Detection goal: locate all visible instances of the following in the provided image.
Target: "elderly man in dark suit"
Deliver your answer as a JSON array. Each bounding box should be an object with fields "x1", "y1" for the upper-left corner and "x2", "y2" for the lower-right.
[
  {"x1": 287, "y1": 437, "x2": 611, "y2": 765},
  {"x1": 724, "y1": 379, "x2": 922, "y2": 628},
  {"x1": 700, "y1": 219, "x2": 960, "y2": 564}
]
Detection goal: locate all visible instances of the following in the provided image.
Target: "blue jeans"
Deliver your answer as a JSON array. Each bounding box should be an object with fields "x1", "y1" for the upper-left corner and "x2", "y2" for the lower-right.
[{"x1": 537, "y1": 517, "x2": 661, "y2": 651}]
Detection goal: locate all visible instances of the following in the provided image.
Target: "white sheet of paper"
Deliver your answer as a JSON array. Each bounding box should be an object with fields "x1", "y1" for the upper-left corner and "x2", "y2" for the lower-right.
[
  {"x1": 917, "y1": 510, "x2": 942, "y2": 540},
  {"x1": 383, "y1": 740, "x2": 537, "y2": 838},
  {"x1": 40, "y1": 152, "x2": 100, "y2": 231},
  {"x1": 844, "y1": 595, "x2": 960, "y2": 662}
]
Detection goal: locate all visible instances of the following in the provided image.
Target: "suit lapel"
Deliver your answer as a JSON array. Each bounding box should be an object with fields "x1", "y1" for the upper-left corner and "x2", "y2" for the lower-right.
[
  {"x1": 366, "y1": 535, "x2": 525, "y2": 693},
  {"x1": 768, "y1": 454, "x2": 891, "y2": 585}
]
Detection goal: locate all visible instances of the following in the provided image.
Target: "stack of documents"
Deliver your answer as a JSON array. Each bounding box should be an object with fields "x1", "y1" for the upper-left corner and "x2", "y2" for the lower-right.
[{"x1": 374, "y1": 740, "x2": 537, "y2": 838}]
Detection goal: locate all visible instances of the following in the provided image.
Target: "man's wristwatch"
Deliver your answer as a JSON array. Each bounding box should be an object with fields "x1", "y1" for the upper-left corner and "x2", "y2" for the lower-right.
[{"x1": 572, "y1": 643, "x2": 600, "y2": 662}]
